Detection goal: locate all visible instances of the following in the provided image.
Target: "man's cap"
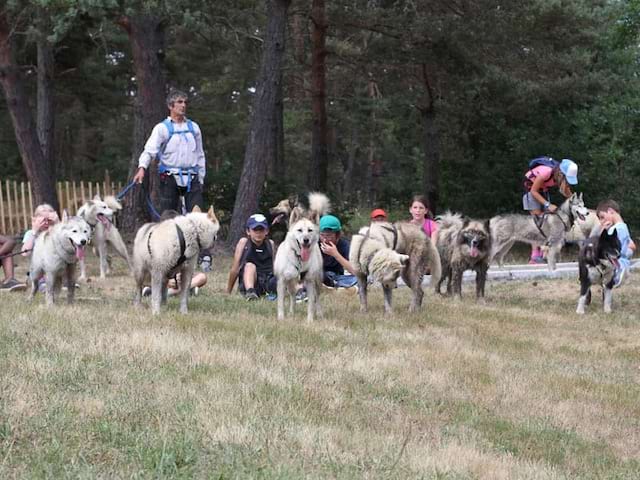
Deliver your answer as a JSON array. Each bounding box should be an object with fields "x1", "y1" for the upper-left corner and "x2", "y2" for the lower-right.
[
  {"x1": 319, "y1": 215, "x2": 342, "y2": 232},
  {"x1": 559, "y1": 159, "x2": 578, "y2": 185},
  {"x1": 246, "y1": 213, "x2": 269, "y2": 230},
  {"x1": 370, "y1": 208, "x2": 387, "y2": 219}
]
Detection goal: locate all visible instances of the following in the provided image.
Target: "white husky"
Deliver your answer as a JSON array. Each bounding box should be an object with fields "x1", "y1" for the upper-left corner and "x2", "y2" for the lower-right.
[
  {"x1": 273, "y1": 203, "x2": 325, "y2": 322},
  {"x1": 28, "y1": 212, "x2": 92, "y2": 305},
  {"x1": 132, "y1": 206, "x2": 219, "y2": 315},
  {"x1": 76, "y1": 195, "x2": 130, "y2": 280},
  {"x1": 490, "y1": 193, "x2": 589, "y2": 270}
]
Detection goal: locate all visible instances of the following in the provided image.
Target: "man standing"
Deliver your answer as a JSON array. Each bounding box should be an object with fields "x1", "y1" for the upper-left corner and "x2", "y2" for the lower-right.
[
  {"x1": 133, "y1": 89, "x2": 206, "y2": 215},
  {"x1": 133, "y1": 90, "x2": 211, "y2": 270}
]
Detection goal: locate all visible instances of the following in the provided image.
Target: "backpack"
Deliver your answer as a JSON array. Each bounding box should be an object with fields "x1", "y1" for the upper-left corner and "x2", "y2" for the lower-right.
[
  {"x1": 528, "y1": 156, "x2": 559, "y2": 170},
  {"x1": 524, "y1": 156, "x2": 559, "y2": 191}
]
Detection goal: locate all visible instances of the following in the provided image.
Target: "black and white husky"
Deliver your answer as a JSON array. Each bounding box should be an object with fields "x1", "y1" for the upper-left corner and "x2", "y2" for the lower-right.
[{"x1": 576, "y1": 229, "x2": 621, "y2": 315}]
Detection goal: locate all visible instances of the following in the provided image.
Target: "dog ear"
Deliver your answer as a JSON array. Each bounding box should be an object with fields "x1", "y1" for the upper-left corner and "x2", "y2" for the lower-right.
[
  {"x1": 207, "y1": 206, "x2": 218, "y2": 222},
  {"x1": 484, "y1": 219, "x2": 491, "y2": 234},
  {"x1": 191, "y1": 205, "x2": 202, "y2": 213},
  {"x1": 289, "y1": 207, "x2": 302, "y2": 225},
  {"x1": 62, "y1": 209, "x2": 69, "y2": 222},
  {"x1": 461, "y1": 217, "x2": 470, "y2": 228},
  {"x1": 288, "y1": 194, "x2": 298, "y2": 209},
  {"x1": 309, "y1": 210, "x2": 320, "y2": 225},
  {"x1": 93, "y1": 194, "x2": 102, "y2": 201},
  {"x1": 399, "y1": 254, "x2": 410, "y2": 266}
]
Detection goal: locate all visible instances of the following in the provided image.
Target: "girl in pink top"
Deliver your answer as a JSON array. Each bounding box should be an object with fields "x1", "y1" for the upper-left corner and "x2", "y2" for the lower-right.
[
  {"x1": 523, "y1": 158, "x2": 578, "y2": 263},
  {"x1": 409, "y1": 195, "x2": 438, "y2": 241}
]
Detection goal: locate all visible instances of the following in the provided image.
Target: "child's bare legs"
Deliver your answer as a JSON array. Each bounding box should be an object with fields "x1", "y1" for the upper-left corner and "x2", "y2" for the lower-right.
[
  {"x1": 167, "y1": 272, "x2": 207, "y2": 296},
  {"x1": 0, "y1": 235, "x2": 16, "y2": 281}
]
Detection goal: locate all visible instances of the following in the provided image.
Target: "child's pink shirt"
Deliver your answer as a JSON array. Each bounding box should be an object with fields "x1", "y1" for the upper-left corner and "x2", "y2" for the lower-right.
[{"x1": 525, "y1": 165, "x2": 556, "y2": 191}]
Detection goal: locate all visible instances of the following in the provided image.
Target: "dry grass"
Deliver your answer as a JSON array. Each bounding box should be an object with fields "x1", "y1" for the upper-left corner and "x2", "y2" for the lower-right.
[{"x1": 0, "y1": 254, "x2": 639, "y2": 479}]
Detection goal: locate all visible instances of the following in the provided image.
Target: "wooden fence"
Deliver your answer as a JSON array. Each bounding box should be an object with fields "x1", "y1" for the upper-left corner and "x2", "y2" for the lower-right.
[{"x1": 0, "y1": 179, "x2": 124, "y2": 236}]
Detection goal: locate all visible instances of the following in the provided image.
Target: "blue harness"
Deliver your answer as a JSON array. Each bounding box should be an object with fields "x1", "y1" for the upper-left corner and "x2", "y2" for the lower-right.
[{"x1": 158, "y1": 118, "x2": 198, "y2": 192}]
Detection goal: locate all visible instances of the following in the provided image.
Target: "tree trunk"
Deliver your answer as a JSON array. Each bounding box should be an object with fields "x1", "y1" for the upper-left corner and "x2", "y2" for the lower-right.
[
  {"x1": 366, "y1": 79, "x2": 381, "y2": 205},
  {"x1": 307, "y1": 0, "x2": 328, "y2": 191},
  {"x1": 36, "y1": 18, "x2": 55, "y2": 174},
  {"x1": 419, "y1": 64, "x2": 439, "y2": 214},
  {"x1": 421, "y1": 105, "x2": 439, "y2": 215},
  {"x1": 229, "y1": 0, "x2": 291, "y2": 245},
  {"x1": 0, "y1": 12, "x2": 58, "y2": 210},
  {"x1": 117, "y1": 14, "x2": 167, "y2": 235}
]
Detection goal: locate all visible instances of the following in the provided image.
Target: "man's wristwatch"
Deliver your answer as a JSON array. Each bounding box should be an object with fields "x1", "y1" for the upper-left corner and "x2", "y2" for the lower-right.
[{"x1": 543, "y1": 201, "x2": 550, "y2": 210}]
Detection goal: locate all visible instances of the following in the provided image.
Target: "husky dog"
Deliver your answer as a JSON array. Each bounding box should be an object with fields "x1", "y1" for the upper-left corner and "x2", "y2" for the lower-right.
[
  {"x1": 28, "y1": 212, "x2": 92, "y2": 306},
  {"x1": 490, "y1": 193, "x2": 589, "y2": 270},
  {"x1": 566, "y1": 208, "x2": 600, "y2": 244},
  {"x1": 76, "y1": 195, "x2": 130, "y2": 280},
  {"x1": 132, "y1": 206, "x2": 219, "y2": 315},
  {"x1": 269, "y1": 192, "x2": 331, "y2": 228},
  {"x1": 350, "y1": 227, "x2": 409, "y2": 314},
  {"x1": 576, "y1": 229, "x2": 621, "y2": 315},
  {"x1": 435, "y1": 212, "x2": 491, "y2": 299},
  {"x1": 273, "y1": 197, "x2": 327, "y2": 322},
  {"x1": 356, "y1": 221, "x2": 441, "y2": 313}
]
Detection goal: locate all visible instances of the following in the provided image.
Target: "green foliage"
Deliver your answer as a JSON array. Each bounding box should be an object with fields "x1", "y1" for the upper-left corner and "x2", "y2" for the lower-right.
[{"x1": 1, "y1": 0, "x2": 640, "y2": 232}]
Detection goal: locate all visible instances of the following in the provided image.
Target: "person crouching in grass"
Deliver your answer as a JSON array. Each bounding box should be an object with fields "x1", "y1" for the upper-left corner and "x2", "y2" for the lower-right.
[{"x1": 227, "y1": 214, "x2": 277, "y2": 301}]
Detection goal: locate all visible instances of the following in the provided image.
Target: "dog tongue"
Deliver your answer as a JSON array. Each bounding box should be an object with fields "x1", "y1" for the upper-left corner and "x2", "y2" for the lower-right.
[
  {"x1": 75, "y1": 245, "x2": 85, "y2": 260},
  {"x1": 470, "y1": 246, "x2": 479, "y2": 258},
  {"x1": 301, "y1": 245, "x2": 311, "y2": 262},
  {"x1": 99, "y1": 215, "x2": 112, "y2": 232}
]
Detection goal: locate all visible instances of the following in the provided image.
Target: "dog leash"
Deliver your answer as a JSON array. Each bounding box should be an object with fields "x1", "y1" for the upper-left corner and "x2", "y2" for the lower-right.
[
  {"x1": 115, "y1": 180, "x2": 137, "y2": 201},
  {"x1": 0, "y1": 248, "x2": 32, "y2": 260},
  {"x1": 115, "y1": 180, "x2": 162, "y2": 221}
]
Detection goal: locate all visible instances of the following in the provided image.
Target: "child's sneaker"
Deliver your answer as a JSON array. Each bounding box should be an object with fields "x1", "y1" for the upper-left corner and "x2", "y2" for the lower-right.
[
  {"x1": 613, "y1": 267, "x2": 628, "y2": 288},
  {"x1": 142, "y1": 286, "x2": 152, "y2": 297},
  {"x1": 295, "y1": 288, "x2": 308, "y2": 303},
  {"x1": 0, "y1": 278, "x2": 27, "y2": 292},
  {"x1": 244, "y1": 288, "x2": 259, "y2": 301},
  {"x1": 266, "y1": 292, "x2": 277, "y2": 301}
]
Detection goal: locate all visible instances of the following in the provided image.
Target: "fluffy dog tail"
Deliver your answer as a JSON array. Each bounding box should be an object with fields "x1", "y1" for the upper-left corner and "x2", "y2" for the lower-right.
[
  {"x1": 423, "y1": 236, "x2": 442, "y2": 285},
  {"x1": 308, "y1": 192, "x2": 331, "y2": 217}
]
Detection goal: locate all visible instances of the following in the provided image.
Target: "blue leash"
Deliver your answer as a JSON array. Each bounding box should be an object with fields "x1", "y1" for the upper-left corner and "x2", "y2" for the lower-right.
[
  {"x1": 116, "y1": 180, "x2": 161, "y2": 221},
  {"x1": 115, "y1": 180, "x2": 137, "y2": 201}
]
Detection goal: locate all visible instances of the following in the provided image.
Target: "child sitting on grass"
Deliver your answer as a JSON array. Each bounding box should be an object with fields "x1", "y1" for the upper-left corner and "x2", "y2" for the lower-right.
[{"x1": 227, "y1": 214, "x2": 277, "y2": 301}]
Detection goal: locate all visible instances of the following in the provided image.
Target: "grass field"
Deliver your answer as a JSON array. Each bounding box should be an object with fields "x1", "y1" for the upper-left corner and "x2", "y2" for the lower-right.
[{"x1": 1, "y1": 254, "x2": 639, "y2": 479}]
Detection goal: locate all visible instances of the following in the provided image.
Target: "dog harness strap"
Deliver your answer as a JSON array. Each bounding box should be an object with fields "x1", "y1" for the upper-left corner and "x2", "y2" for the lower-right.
[
  {"x1": 533, "y1": 215, "x2": 548, "y2": 239},
  {"x1": 380, "y1": 225, "x2": 398, "y2": 250},
  {"x1": 175, "y1": 224, "x2": 187, "y2": 267}
]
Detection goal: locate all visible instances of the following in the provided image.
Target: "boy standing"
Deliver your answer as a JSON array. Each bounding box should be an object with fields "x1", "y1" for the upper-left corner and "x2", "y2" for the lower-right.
[
  {"x1": 596, "y1": 199, "x2": 636, "y2": 287},
  {"x1": 227, "y1": 214, "x2": 277, "y2": 300}
]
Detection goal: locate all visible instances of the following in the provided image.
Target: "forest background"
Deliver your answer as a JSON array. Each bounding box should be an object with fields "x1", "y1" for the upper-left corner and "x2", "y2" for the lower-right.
[{"x1": 1, "y1": 0, "x2": 640, "y2": 244}]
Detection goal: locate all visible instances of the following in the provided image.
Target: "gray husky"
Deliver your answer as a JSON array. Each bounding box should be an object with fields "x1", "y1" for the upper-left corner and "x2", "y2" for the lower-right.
[
  {"x1": 350, "y1": 227, "x2": 409, "y2": 314},
  {"x1": 436, "y1": 212, "x2": 491, "y2": 299},
  {"x1": 76, "y1": 195, "x2": 131, "y2": 280},
  {"x1": 355, "y1": 221, "x2": 441, "y2": 313},
  {"x1": 132, "y1": 206, "x2": 219, "y2": 315},
  {"x1": 576, "y1": 228, "x2": 621, "y2": 315},
  {"x1": 490, "y1": 193, "x2": 589, "y2": 270},
  {"x1": 28, "y1": 212, "x2": 92, "y2": 305}
]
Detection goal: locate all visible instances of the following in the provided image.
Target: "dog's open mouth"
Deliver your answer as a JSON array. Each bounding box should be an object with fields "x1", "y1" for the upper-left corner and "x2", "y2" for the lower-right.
[
  {"x1": 271, "y1": 212, "x2": 286, "y2": 225},
  {"x1": 97, "y1": 213, "x2": 112, "y2": 230},
  {"x1": 469, "y1": 246, "x2": 479, "y2": 258},
  {"x1": 608, "y1": 255, "x2": 620, "y2": 269},
  {"x1": 300, "y1": 245, "x2": 311, "y2": 262},
  {"x1": 576, "y1": 211, "x2": 586, "y2": 222},
  {"x1": 70, "y1": 239, "x2": 86, "y2": 260}
]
